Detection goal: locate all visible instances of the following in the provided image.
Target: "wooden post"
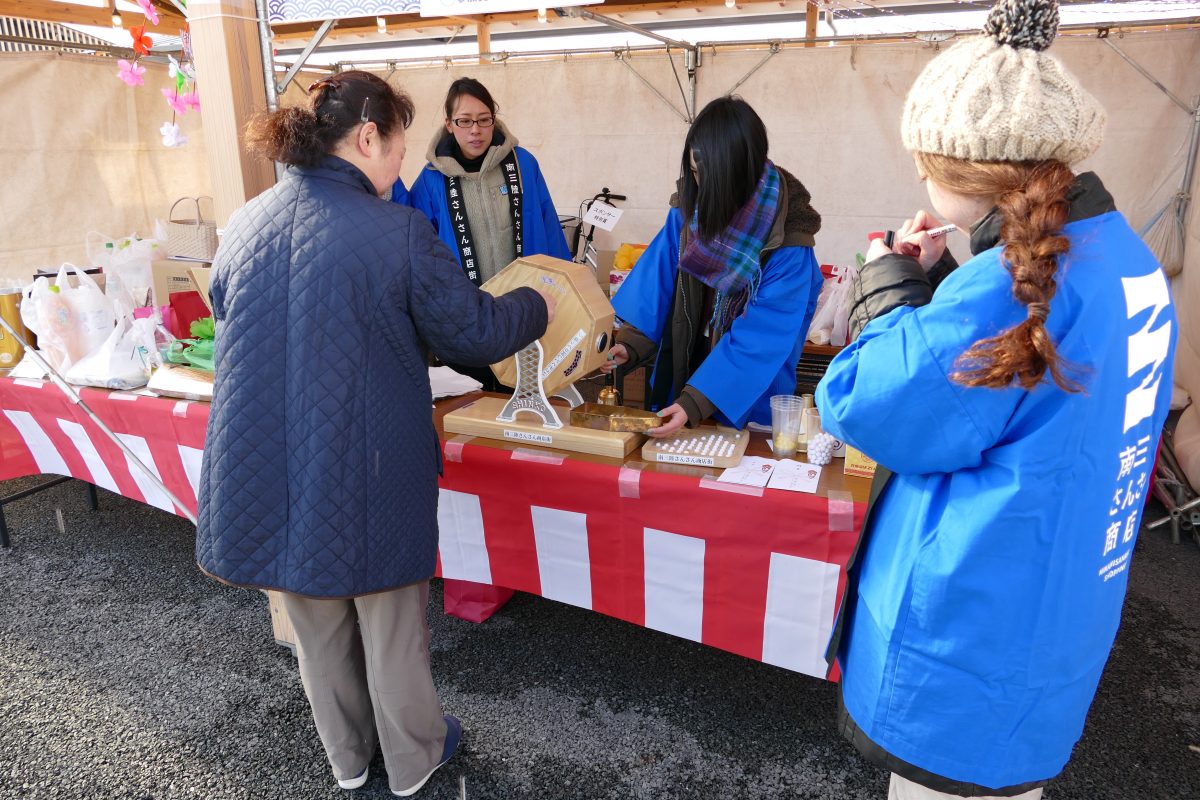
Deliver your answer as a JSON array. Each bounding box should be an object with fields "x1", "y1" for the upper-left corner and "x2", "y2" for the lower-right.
[
  {"x1": 188, "y1": 0, "x2": 277, "y2": 227},
  {"x1": 477, "y1": 22, "x2": 490, "y2": 64},
  {"x1": 805, "y1": 1, "x2": 818, "y2": 47}
]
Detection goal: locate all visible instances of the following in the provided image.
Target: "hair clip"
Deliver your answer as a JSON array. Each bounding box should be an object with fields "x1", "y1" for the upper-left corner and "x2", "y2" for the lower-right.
[{"x1": 360, "y1": 97, "x2": 370, "y2": 123}]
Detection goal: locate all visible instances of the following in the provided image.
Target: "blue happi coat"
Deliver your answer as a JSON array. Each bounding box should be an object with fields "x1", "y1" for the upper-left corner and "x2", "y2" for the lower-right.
[
  {"x1": 393, "y1": 145, "x2": 570, "y2": 267},
  {"x1": 817, "y1": 208, "x2": 1176, "y2": 789},
  {"x1": 613, "y1": 206, "x2": 822, "y2": 428}
]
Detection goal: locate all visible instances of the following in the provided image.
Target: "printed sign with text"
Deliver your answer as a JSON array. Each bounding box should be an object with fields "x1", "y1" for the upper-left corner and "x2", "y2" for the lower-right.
[{"x1": 583, "y1": 200, "x2": 623, "y2": 232}]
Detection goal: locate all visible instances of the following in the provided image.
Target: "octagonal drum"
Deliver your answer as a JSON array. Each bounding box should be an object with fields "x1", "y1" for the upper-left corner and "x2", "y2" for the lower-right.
[{"x1": 479, "y1": 254, "x2": 614, "y2": 397}]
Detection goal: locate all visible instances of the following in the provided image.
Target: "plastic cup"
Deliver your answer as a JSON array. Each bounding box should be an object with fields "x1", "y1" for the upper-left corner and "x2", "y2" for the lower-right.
[
  {"x1": 798, "y1": 394, "x2": 815, "y2": 449},
  {"x1": 770, "y1": 395, "x2": 805, "y2": 458},
  {"x1": 803, "y1": 407, "x2": 822, "y2": 441}
]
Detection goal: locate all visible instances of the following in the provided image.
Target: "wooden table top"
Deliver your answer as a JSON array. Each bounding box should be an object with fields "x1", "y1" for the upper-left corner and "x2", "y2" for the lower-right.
[{"x1": 434, "y1": 393, "x2": 873, "y2": 504}]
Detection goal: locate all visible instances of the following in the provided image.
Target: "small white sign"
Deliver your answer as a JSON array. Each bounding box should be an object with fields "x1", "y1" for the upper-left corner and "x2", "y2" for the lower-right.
[
  {"x1": 767, "y1": 460, "x2": 823, "y2": 494},
  {"x1": 421, "y1": 0, "x2": 599, "y2": 17},
  {"x1": 504, "y1": 429, "x2": 553, "y2": 445},
  {"x1": 583, "y1": 200, "x2": 623, "y2": 232},
  {"x1": 656, "y1": 453, "x2": 714, "y2": 467}
]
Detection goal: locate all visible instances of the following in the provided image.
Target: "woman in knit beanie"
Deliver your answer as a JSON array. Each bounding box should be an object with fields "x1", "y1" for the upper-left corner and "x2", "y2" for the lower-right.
[{"x1": 815, "y1": 2, "x2": 1177, "y2": 798}]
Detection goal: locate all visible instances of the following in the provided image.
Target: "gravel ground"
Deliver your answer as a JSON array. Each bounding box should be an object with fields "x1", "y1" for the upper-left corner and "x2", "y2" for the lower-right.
[{"x1": 0, "y1": 476, "x2": 1197, "y2": 800}]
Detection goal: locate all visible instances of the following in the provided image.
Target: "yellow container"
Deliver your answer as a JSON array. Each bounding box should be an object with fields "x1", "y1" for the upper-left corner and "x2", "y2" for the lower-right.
[{"x1": 0, "y1": 288, "x2": 29, "y2": 372}]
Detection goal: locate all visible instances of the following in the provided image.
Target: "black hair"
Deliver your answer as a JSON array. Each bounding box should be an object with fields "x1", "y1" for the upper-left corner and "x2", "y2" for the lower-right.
[
  {"x1": 678, "y1": 96, "x2": 770, "y2": 240},
  {"x1": 443, "y1": 77, "x2": 498, "y2": 120},
  {"x1": 245, "y1": 70, "x2": 415, "y2": 167}
]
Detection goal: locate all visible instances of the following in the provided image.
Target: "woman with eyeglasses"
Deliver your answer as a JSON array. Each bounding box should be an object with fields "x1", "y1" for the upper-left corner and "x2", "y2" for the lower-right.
[
  {"x1": 600, "y1": 96, "x2": 823, "y2": 435},
  {"x1": 197, "y1": 71, "x2": 554, "y2": 797},
  {"x1": 393, "y1": 77, "x2": 571, "y2": 390}
]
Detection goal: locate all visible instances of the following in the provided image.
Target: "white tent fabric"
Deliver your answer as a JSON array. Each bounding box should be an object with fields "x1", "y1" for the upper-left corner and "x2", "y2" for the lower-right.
[{"x1": 0, "y1": 53, "x2": 211, "y2": 276}]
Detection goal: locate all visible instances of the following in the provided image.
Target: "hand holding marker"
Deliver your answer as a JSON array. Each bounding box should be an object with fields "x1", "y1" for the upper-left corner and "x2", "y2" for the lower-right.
[{"x1": 880, "y1": 223, "x2": 957, "y2": 243}]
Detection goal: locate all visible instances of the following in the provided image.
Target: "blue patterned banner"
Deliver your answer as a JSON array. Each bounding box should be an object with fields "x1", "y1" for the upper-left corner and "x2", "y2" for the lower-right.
[{"x1": 268, "y1": 0, "x2": 420, "y2": 24}]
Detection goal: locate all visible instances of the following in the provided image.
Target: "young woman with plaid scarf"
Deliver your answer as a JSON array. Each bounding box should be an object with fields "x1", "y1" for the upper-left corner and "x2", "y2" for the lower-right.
[{"x1": 601, "y1": 96, "x2": 823, "y2": 436}]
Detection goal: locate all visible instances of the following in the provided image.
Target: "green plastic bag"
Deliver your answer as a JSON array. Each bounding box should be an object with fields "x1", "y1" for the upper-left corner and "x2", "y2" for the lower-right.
[{"x1": 165, "y1": 316, "x2": 215, "y2": 372}]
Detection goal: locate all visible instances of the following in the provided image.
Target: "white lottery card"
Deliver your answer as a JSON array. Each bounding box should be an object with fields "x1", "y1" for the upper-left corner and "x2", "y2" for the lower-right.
[
  {"x1": 767, "y1": 460, "x2": 823, "y2": 493},
  {"x1": 716, "y1": 456, "x2": 777, "y2": 488}
]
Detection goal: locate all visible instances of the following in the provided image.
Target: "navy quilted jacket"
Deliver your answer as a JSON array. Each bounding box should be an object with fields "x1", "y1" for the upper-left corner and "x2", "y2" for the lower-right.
[{"x1": 196, "y1": 156, "x2": 546, "y2": 597}]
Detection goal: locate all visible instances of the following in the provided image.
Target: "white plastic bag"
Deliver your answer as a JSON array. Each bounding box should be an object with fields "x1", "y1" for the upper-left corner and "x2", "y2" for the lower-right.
[
  {"x1": 805, "y1": 265, "x2": 858, "y2": 347},
  {"x1": 20, "y1": 264, "x2": 115, "y2": 373},
  {"x1": 63, "y1": 316, "x2": 157, "y2": 390},
  {"x1": 86, "y1": 231, "x2": 161, "y2": 308}
]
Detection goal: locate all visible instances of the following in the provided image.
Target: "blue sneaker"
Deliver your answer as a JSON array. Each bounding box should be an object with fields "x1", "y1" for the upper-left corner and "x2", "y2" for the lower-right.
[
  {"x1": 392, "y1": 715, "x2": 462, "y2": 797},
  {"x1": 337, "y1": 766, "x2": 369, "y2": 790}
]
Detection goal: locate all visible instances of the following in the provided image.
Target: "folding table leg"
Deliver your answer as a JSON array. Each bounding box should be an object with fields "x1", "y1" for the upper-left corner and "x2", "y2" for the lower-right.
[{"x1": 0, "y1": 476, "x2": 91, "y2": 547}]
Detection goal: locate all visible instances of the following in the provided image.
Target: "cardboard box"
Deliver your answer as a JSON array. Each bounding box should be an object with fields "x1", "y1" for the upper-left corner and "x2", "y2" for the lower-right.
[
  {"x1": 590, "y1": 248, "x2": 616, "y2": 292},
  {"x1": 152, "y1": 258, "x2": 211, "y2": 306},
  {"x1": 33, "y1": 267, "x2": 105, "y2": 292},
  {"x1": 843, "y1": 446, "x2": 878, "y2": 478}
]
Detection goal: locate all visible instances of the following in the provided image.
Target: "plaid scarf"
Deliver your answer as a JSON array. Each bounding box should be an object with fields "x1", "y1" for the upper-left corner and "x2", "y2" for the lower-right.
[{"x1": 679, "y1": 161, "x2": 781, "y2": 335}]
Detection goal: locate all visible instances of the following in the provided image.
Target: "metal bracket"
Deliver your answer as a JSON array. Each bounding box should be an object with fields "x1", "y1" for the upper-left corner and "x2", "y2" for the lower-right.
[
  {"x1": 497, "y1": 341, "x2": 564, "y2": 429},
  {"x1": 615, "y1": 49, "x2": 691, "y2": 124},
  {"x1": 570, "y1": 7, "x2": 696, "y2": 54},
  {"x1": 723, "y1": 41, "x2": 780, "y2": 97},
  {"x1": 1101, "y1": 35, "x2": 1191, "y2": 114},
  {"x1": 275, "y1": 18, "x2": 337, "y2": 96}
]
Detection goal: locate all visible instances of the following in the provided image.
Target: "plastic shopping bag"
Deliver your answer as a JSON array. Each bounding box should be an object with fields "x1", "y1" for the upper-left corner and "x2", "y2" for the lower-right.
[
  {"x1": 805, "y1": 264, "x2": 857, "y2": 347},
  {"x1": 86, "y1": 230, "x2": 162, "y2": 308},
  {"x1": 63, "y1": 316, "x2": 157, "y2": 390},
  {"x1": 20, "y1": 264, "x2": 116, "y2": 373}
]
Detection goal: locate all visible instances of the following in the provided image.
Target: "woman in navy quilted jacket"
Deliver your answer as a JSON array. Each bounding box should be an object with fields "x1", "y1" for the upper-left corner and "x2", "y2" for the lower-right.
[{"x1": 196, "y1": 71, "x2": 553, "y2": 797}]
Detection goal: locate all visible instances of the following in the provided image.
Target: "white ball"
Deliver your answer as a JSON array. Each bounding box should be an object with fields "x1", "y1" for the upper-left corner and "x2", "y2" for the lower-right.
[{"x1": 808, "y1": 432, "x2": 836, "y2": 466}]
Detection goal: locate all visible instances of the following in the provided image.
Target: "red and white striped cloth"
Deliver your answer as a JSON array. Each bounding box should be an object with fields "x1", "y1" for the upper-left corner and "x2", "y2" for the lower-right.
[
  {"x1": 437, "y1": 441, "x2": 864, "y2": 678},
  {"x1": 0, "y1": 379, "x2": 208, "y2": 518},
  {"x1": 0, "y1": 378, "x2": 864, "y2": 679}
]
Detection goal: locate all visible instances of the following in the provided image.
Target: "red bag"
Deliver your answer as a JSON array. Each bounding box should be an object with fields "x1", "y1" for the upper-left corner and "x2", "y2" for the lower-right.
[
  {"x1": 442, "y1": 579, "x2": 514, "y2": 623},
  {"x1": 168, "y1": 290, "x2": 211, "y2": 339}
]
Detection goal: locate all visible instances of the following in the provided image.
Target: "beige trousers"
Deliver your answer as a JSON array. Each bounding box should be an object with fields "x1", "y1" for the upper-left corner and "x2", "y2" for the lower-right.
[
  {"x1": 281, "y1": 582, "x2": 447, "y2": 792},
  {"x1": 889, "y1": 774, "x2": 1044, "y2": 800}
]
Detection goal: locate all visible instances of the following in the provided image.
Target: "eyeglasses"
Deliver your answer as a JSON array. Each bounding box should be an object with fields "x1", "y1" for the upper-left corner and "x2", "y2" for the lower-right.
[
  {"x1": 451, "y1": 116, "x2": 494, "y2": 129},
  {"x1": 307, "y1": 77, "x2": 371, "y2": 123}
]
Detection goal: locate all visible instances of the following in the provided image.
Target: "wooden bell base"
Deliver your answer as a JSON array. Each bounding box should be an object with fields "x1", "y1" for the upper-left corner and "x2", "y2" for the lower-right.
[{"x1": 442, "y1": 396, "x2": 643, "y2": 458}]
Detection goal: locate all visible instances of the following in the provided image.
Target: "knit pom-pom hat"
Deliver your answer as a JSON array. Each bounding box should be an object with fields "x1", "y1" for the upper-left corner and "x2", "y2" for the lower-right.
[{"x1": 901, "y1": 0, "x2": 1105, "y2": 165}]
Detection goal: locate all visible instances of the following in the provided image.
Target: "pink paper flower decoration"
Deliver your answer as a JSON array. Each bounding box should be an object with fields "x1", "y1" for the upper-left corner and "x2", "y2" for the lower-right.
[
  {"x1": 136, "y1": 0, "x2": 160, "y2": 26},
  {"x1": 181, "y1": 90, "x2": 201, "y2": 112},
  {"x1": 162, "y1": 88, "x2": 188, "y2": 115},
  {"x1": 117, "y1": 59, "x2": 146, "y2": 87}
]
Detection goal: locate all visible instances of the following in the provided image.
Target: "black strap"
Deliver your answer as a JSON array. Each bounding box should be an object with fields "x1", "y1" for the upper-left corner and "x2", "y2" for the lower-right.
[{"x1": 443, "y1": 149, "x2": 523, "y2": 286}]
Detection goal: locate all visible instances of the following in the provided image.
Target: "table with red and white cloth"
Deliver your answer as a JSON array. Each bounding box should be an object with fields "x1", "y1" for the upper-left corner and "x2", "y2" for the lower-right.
[{"x1": 0, "y1": 379, "x2": 869, "y2": 680}]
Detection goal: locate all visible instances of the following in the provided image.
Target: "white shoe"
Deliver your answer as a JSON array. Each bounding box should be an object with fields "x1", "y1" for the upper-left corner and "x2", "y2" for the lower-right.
[{"x1": 338, "y1": 766, "x2": 369, "y2": 790}]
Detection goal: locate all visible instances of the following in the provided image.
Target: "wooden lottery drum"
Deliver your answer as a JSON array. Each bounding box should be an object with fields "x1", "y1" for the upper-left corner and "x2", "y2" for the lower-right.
[{"x1": 480, "y1": 255, "x2": 614, "y2": 397}]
